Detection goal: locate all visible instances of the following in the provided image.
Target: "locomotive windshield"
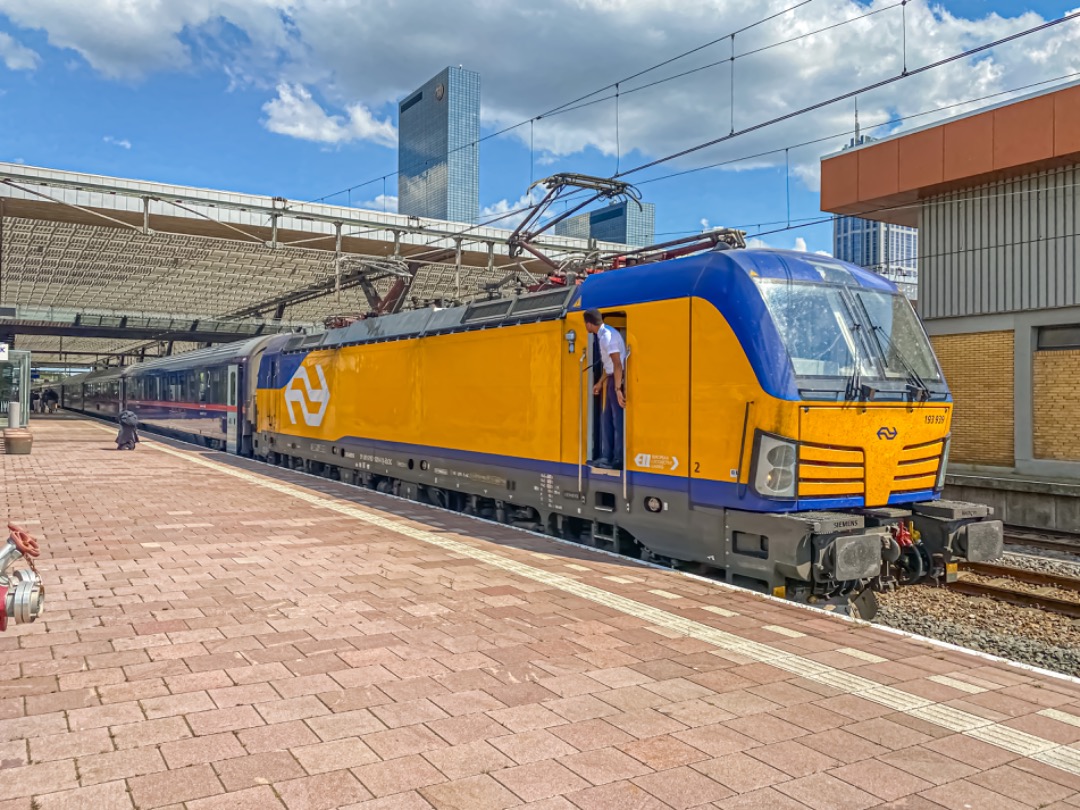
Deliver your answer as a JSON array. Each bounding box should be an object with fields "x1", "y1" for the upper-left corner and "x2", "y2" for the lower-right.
[{"x1": 756, "y1": 279, "x2": 942, "y2": 392}]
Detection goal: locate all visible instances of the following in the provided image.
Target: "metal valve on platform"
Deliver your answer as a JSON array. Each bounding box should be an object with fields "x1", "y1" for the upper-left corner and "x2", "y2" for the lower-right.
[{"x1": 1, "y1": 524, "x2": 45, "y2": 630}]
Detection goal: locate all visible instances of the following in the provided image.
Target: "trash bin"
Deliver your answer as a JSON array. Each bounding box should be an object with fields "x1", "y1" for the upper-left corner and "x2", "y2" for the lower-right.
[
  {"x1": 3, "y1": 428, "x2": 32, "y2": 455},
  {"x1": 7, "y1": 402, "x2": 20, "y2": 429}
]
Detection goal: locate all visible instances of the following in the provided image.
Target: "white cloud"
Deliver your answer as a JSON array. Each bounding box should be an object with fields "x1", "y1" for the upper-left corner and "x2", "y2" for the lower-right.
[
  {"x1": 699, "y1": 218, "x2": 711, "y2": 231},
  {"x1": 0, "y1": 0, "x2": 290, "y2": 80},
  {"x1": 480, "y1": 189, "x2": 545, "y2": 229},
  {"x1": 261, "y1": 83, "x2": 397, "y2": 147},
  {"x1": 103, "y1": 135, "x2": 131, "y2": 150},
  {"x1": 746, "y1": 235, "x2": 816, "y2": 251},
  {"x1": 0, "y1": 31, "x2": 39, "y2": 70},
  {"x1": 2, "y1": 0, "x2": 1079, "y2": 185},
  {"x1": 356, "y1": 193, "x2": 398, "y2": 213}
]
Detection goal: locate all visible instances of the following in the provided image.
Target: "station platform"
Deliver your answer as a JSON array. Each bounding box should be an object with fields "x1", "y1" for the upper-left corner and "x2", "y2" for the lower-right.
[
  {"x1": 945, "y1": 470, "x2": 1080, "y2": 533},
  {"x1": 4, "y1": 418, "x2": 1080, "y2": 809}
]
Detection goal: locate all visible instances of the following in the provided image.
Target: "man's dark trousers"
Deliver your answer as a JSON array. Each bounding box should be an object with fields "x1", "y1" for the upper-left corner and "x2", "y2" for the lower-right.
[{"x1": 601, "y1": 376, "x2": 624, "y2": 468}]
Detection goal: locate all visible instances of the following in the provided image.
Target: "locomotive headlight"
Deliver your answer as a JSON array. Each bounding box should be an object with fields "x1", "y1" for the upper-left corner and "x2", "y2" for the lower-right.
[
  {"x1": 753, "y1": 433, "x2": 798, "y2": 499},
  {"x1": 936, "y1": 435, "x2": 951, "y2": 491}
]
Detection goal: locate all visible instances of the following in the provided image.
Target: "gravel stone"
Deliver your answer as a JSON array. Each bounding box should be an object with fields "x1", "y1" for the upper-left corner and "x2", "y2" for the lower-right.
[{"x1": 874, "y1": 560, "x2": 1080, "y2": 677}]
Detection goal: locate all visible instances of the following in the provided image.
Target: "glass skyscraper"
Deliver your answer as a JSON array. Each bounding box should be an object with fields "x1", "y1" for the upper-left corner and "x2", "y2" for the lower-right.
[
  {"x1": 553, "y1": 201, "x2": 656, "y2": 247},
  {"x1": 833, "y1": 216, "x2": 918, "y2": 299},
  {"x1": 398, "y1": 66, "x2": 480, "y2": 224}
]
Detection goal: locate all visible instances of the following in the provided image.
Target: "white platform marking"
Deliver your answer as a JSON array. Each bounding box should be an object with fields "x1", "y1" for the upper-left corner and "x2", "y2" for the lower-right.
[
  {"x1": 701, "y1": 605, "x2": 739, "y2": 618},
  {"x1": 928, "y1": 675, "x2": 989, "y2": 695},
  {"x1": 1039, "y1": 708, "x2": 1080, "y2": 729},
  {"x1": 836, "y1": 647, "x2": 887, "y2": 664},
  {"x1": 762, "y1": 625, "x2": 805, "y2": 638}
]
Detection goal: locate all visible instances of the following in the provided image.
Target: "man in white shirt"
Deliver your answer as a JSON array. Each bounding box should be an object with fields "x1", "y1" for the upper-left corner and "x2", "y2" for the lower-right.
[{"x1": 584, "y1": 309, "x2": 626, "y2": 470}]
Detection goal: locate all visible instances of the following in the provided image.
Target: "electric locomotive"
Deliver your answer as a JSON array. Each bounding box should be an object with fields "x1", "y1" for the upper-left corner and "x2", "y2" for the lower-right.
[{"x1": 60, "y1": 245, "x2": 1003, "y2": 617}]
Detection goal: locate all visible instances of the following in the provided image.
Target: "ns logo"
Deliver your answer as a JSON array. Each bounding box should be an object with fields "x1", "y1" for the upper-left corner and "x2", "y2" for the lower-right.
[{"x1": 284, "y1": 364, "x2": 330, "y2": 427}]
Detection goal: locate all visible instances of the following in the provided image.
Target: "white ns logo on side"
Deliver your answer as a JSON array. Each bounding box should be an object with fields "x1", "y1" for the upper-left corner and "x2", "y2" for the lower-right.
[{"x1": 284, "y1": 365, "x2": 330, "y2": 427}]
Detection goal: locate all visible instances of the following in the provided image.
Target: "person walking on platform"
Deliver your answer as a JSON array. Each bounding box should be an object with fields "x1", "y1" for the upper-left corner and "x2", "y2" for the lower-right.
[
  {"x1": 42, "y1": 388, "x2": 58, "y2": 414},
  {"x1": 584, "y1": 309, "x2": 627, "y2": 470}
]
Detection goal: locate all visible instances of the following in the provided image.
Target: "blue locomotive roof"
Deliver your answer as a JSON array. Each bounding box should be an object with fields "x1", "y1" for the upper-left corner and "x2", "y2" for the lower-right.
[{"x1": 574, "y1": 246, "x2": 897, "y2": 309}]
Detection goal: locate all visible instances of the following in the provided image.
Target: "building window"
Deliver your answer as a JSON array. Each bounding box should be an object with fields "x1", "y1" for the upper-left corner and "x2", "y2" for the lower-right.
[{"x1": 1037, "y1": 325, "x2": 1080, "y2": 350}]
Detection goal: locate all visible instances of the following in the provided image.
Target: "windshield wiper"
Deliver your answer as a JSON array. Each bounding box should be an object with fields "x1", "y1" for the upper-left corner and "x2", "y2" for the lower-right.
[
  {"x1": 845, "y1": 323, "x2": 874, "y2": 403},
  {"x1": 869, "y1": 323, "x2": 931, "y2": 403}
]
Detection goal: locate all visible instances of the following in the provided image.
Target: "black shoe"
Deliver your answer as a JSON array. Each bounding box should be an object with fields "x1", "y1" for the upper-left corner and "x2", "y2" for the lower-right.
[{"x1": 591, "y1": 459, "x2": 613, "y2": 469}]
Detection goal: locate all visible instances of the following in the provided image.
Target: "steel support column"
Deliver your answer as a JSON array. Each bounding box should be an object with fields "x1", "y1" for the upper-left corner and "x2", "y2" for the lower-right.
[
  {"x1": 334, "y1": 222, "x2": 343, "y2": 302},
  {"x1": 454, "y1": 237, "x2": 463, "y2": 302}
]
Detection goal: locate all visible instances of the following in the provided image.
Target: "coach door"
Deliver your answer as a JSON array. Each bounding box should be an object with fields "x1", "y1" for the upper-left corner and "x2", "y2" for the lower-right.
[{"x1": 226, "y1": 364, "x2": 239, "y2": 454}]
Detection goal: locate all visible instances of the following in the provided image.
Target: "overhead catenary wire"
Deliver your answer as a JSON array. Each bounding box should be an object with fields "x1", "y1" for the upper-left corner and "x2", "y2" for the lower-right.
[
  {"x1": 402, "y1": 68, "x2": 1080, "y2": 255},
  {"x1": 310, "y1": 1, "x2": 1080, "y2": 271},
  {"x1": 304, "y1": 0, "x2": 1002, "y2": 273},
  {"x1": 307, "y1": 10, "x2": 1080, "y2": 285},
  {"x1": 862, "y1": 229, "x2": 1080, "y2": 273},
  {"x1": 343, "y1": 67, "x2": 1080, "y2": 271},
  {"x1": 615, "y1": 9, "x2": 1080, "y2": 178},
  {"x1": 636, "y1": 68, "x2": 1080, "y2": 237},
  {"x1": 309, "y1": 0, "x2": 841, "y2": 204},
  {"x1": 741, "y1": 171, "x2": 1080, "y2": 245}
]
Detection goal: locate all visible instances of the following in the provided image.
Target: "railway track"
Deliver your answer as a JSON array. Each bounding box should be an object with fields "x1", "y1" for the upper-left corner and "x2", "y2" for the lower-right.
[
  {"x1": 1004, "y1": 527, "x2": 1080, "y2": 556},
  {"x1": 951, "y1": 559, "x2": 1080, "y2": 619}
]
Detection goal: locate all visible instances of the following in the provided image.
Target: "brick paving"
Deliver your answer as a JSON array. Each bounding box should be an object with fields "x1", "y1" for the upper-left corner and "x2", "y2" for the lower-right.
[{"x1": 3, "y1": 416, "x2": 1080, "y2": 808}]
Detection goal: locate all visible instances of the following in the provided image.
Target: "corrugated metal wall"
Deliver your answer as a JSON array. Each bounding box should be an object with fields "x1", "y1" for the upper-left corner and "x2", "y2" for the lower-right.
[{"x1": 920, "y1": 166, "x2": 1080, "y2": 319}]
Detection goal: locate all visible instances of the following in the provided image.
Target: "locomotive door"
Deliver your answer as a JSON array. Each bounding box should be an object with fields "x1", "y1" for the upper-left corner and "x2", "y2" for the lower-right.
[
  {"x1": 624, "y1": 300, "x2": 690, "y2": 486},
  {"x1": 226, "y1": 364, "x2": 239, "y2": 454},
  {"x1": 585, "y1": 314, "x2": 627, "y2": 469}
]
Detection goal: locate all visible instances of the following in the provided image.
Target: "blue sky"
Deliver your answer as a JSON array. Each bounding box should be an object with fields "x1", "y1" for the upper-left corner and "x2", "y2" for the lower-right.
[{"x1": 0, "y1": 0, "x2": 1077, "y2": 256}]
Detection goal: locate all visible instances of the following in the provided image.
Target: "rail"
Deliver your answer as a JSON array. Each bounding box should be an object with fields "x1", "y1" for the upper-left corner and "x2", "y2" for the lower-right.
[
  {"x1": 1004, "y1": 527, "x2": 1080, "y2": 556},
  {"x1": 948, "y1": 558, "x2": 1080, "y2": 619}
]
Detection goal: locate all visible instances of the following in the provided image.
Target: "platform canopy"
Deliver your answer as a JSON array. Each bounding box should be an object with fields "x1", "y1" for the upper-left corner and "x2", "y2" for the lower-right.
[
  {"x1": 820, "y1": 81, "x2": 1080, "y2": 227},
  {"x1": 0, "y1": 163, "x2": 624, "y2": 366}
]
